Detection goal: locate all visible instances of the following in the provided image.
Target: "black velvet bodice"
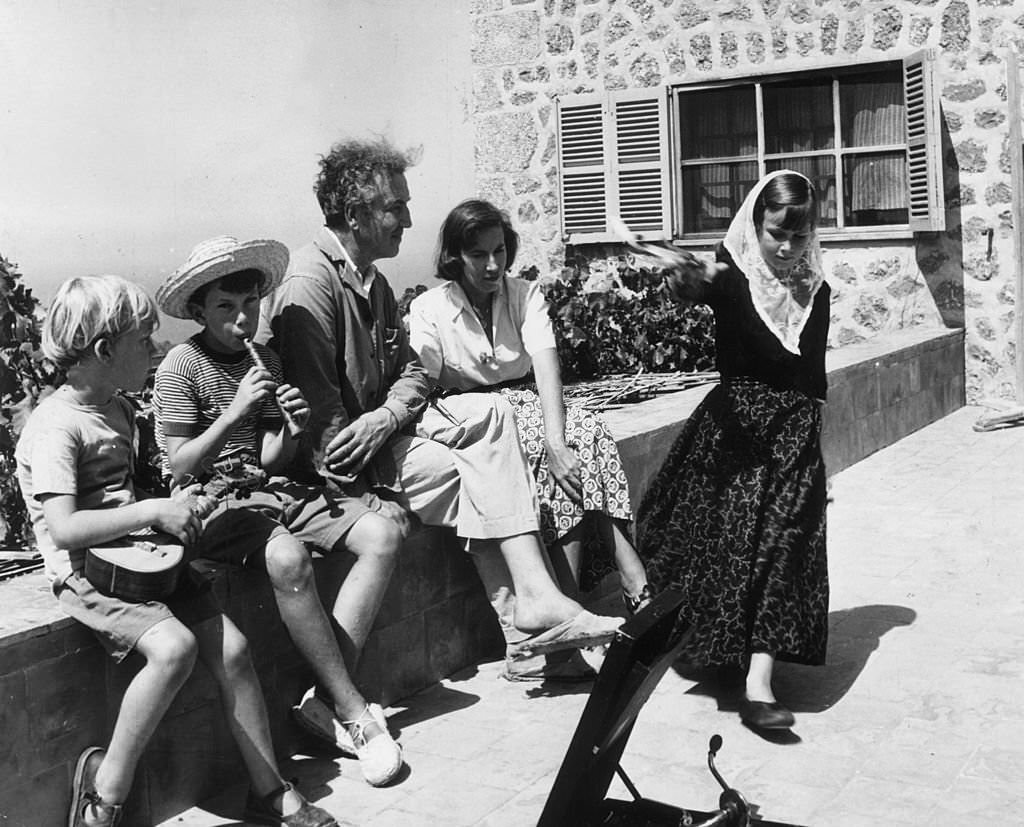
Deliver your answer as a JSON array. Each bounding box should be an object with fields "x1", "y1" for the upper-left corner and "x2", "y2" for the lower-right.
[{"x1": 701, "y1": 244, "x2": 831, "y2": 401}]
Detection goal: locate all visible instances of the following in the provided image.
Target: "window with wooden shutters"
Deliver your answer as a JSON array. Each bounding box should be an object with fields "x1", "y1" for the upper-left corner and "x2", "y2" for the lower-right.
[
  {"x1": 555, "y1": 56, "x2": 944, "y2": 242},
  {"x1": 556, "y1": 88, "x2": 669, "y2": 242}
]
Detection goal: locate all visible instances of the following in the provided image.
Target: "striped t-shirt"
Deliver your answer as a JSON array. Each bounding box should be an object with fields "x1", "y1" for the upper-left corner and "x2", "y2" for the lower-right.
[{"x1": 154, "y1": 334, "x2": 283, "y2": 477}]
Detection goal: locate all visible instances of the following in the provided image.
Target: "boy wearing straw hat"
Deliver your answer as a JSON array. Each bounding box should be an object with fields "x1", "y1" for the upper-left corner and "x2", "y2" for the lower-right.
[{"x1": 153, "y1": 236, "x2": 404, "y2": 788}]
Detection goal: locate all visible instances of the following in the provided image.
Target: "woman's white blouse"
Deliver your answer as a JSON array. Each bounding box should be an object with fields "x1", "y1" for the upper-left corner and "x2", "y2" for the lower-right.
[{"x1": 408, "y1": 276, "x2": 556, "y2": 392}]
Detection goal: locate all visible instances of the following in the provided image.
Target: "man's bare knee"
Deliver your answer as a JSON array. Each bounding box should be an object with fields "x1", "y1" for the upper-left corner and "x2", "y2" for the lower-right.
[{"x1": 344, "y1": 512, "x2": 403, "y2": 562}]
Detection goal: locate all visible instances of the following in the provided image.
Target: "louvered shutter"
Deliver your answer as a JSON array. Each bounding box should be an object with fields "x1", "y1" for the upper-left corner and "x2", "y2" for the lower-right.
[
  {"x1": 556, "y1": 88, "x2": 669, "y2": 241},
  {"x1": 904, "y1": 50, "x2": 945, "y2": 232},
  {"x1": 556, "y1": 93, "x2": 608, "y2": 238},
  {"x1": 610, "y1": 88, "x2": 670, "y2": 239}
]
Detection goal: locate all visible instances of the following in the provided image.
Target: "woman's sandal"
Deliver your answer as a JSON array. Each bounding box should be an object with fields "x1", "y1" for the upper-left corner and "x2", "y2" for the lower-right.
[
  {"x1": 623, "y1": 584, "x2": 653, "y2": 616},
  {"x1": 342, "y1": 704, "x2": 404, "y2": 787},
  {"x1": 243, "y1": 781, "x2": 339, "y2": 827},
  {"x1": 506, "y1": 610, "x2": 624, "y2": 660}
]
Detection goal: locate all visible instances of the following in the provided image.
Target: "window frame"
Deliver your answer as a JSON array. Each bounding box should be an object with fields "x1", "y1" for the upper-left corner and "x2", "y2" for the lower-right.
[{"x1": 555, "y1": 50, "x2": 943, "y2": 245}]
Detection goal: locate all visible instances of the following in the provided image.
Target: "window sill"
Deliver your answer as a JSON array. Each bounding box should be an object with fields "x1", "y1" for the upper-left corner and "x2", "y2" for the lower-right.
[{"x1": 670, "y1": 227, "x2": 916, "y2": 249}]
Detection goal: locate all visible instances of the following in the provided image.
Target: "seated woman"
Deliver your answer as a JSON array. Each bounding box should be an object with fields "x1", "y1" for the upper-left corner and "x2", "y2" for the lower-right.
[{"x1": 408, "y1": 199, "x2": 650, "y2": 619}]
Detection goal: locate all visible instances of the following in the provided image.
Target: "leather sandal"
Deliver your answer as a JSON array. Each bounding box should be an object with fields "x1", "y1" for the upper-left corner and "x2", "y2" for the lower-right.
[
  {"x1": 623, "y1": 584, "x2": 653, "y2": 616},
  {"x1": 243, "y1": 781, "x2": 338, "y2": 827},
  {"x1": 69, "y1": 747, "x2": 123, "y2": 827}
]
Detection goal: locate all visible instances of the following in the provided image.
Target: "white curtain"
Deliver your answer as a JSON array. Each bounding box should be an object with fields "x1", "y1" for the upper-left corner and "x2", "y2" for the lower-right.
[{"x1": 844, "y1": 80, "x2": 906, "y2": 212}]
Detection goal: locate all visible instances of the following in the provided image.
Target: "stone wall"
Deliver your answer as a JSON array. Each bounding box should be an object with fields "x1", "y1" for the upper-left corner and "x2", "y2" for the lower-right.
[{"x1": 468, "y1": 0, "x2": 1024, "y2": 403}]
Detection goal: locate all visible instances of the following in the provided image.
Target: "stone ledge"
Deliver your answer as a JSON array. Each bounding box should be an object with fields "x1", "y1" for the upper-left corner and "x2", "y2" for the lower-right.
[
  {"x1": 0, "y1": 325, "x2": 965, "y2": 824},
  {"x1": 604, "y1": 326, "x2": 965, "y2": 506}
]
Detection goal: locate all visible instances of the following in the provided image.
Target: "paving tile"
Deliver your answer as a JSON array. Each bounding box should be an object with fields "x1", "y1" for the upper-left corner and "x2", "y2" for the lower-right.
[
  {"x1": 825, "y1": 775, "x2": 947, "y2": 824},
  {"x1": 930, "y1": 774, "x2": 1024, "y2": 820},
  {"x1": 960, "y1": 744, "x2": 1024, "y2": 785}
]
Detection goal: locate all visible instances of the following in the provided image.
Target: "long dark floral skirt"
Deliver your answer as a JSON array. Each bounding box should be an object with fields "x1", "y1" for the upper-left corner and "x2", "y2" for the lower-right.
[{"x1": 636, "y1": 379, "x2": 829, "y2": 668}]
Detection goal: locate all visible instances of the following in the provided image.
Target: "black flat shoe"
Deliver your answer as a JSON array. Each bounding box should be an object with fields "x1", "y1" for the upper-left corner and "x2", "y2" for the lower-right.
[{"x1": 739, "y1": 698, "x2": 795, "y2": 730}]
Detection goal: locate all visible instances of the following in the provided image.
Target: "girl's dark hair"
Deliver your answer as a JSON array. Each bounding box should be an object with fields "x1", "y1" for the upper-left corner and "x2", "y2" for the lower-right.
[
  {"x1": 187, "y1": 269, "x2": 263, "y2": 309},
  {"x1": 753, "y1": 172, "x2": 818, "y2": 232},
  {"x1": 435, "y1": 199, "x2": 519, "y2": 281}
]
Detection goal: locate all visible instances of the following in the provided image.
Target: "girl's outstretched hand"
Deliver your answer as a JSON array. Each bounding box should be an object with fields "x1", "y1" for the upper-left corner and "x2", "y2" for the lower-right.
[
  {"x1": 611, "y1": 216, "x2": 727, "y2": 302},
  {"x1": 662, "y1": 256, "x2": 730, "y2": 302}
]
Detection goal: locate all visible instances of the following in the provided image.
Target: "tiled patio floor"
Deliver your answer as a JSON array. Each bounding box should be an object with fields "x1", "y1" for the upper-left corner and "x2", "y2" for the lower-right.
[{"x1": 162, "y1": 405, "x2": 1024, "y2": 826}]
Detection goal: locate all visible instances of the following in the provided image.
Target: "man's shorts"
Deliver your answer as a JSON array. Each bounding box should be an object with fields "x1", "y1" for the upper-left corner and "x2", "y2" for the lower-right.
[
  {"x1": 55, "y1": 570, "x2": 220, "y2": 663},
  {"x1": 195, "y1": 478, "x2": 373, "y2": 567}
]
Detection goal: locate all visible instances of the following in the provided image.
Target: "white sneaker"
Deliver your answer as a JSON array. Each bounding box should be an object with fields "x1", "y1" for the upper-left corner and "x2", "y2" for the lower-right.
[{"x1": 342, "y1": 704, "x2": 404, "y2": 787}]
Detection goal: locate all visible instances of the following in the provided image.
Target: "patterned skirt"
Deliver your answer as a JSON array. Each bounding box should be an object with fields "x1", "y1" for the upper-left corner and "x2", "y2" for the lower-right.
[
  {"x1": 636, "y1": 379, "x2": 829, "y2": 668},
  {"x1": 499, "y1": 388, "x2": 633, "y2": 590}
]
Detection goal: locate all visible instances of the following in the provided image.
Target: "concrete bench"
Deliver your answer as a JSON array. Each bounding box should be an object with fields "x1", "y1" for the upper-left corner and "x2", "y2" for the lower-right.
[{"x1": 0, "y1": 326, "x2": 964, "y2": 825}]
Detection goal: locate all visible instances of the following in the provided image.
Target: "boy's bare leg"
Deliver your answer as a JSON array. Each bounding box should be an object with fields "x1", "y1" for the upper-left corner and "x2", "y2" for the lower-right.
[
  {"x1": 263, "y1": 533, "x2": 370, "y2": 722},
  {"x1": 266, "y1": 530, "x2": 402, "y2": 787},
  {"x1": 191, "y1": 614, "x2": 304, "y2": 811},
  {"x1": 91, "y1": 619, "x2": 197, "y2": 810},
  {"x1": 328, "y1": 513, "x2": 401, "y2": 667}
]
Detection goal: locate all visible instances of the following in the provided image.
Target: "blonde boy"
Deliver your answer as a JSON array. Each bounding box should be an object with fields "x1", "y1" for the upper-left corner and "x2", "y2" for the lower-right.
[{"x1": 15, "y1": 276, "x2": 337, "y2": 827}]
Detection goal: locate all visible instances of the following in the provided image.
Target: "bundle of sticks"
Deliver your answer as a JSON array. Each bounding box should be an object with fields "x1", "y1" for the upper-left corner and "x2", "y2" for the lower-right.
[
  {"x1": 564, "y1": 369, "x2": 719, "y2": 411},
  {"x1": 0, "y1": 551, "x2": 44, "y2": 583}
]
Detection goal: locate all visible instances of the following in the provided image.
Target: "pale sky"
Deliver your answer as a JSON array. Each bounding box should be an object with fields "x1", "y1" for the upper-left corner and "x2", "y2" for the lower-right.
[{"x1": 0, "y1": 0, "x2": 473, "y2": 341}]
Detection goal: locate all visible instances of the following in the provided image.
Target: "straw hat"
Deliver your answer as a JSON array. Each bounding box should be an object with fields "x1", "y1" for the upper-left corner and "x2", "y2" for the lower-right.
[{"x1": 157, "y1": 236, "x2": 289, "y2": 319}]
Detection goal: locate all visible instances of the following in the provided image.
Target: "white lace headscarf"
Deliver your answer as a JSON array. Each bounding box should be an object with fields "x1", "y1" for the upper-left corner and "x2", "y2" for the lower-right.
[{"x1": 722, "y1": 169, "x2": 824, "y2": 355}]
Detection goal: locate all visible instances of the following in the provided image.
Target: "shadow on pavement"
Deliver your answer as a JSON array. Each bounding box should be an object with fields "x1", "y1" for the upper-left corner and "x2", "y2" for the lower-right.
[
  {"x1": 670, "y1": 604, "x2": 917, "y2": 716},
  {"x1": 385, "y1": 683, "x2": 481, "y2": 734},
  {"x1": 524, "y1": 678, "x2": 598, "y2": 699},
  {"x1": 778, "y1": 603, "x2": 917, "y2": 713}
]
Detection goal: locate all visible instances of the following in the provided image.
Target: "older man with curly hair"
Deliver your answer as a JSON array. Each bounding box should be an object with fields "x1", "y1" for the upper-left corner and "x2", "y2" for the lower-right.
[{"x1": 257, "y1": 137, "x2": 623, "y2": 702}]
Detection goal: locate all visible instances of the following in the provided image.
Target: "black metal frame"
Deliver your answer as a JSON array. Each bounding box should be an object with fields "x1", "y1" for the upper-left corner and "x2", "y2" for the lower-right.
[{"x1": 539, "y1": 589, "x2": 806, "y2": 827}]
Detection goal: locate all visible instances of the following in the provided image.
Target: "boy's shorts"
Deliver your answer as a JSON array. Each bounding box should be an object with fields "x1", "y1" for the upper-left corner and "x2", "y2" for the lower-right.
[
  {"x1": 195, "y1": 478, "x2": 373, "y2": 566},
  {"x1": 56, "y1": 570, "x2": 221, "y2": 663}
]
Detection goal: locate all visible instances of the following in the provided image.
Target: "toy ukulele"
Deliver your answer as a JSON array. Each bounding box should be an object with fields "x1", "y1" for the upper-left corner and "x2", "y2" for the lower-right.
[{"x1": 84, "y1": 456, "x2": 267, "y2": 602}]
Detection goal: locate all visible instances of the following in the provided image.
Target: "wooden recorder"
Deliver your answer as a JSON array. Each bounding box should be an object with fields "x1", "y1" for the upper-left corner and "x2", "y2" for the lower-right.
[{"x1": 243, "y1": 338, "x2": 304, "y2": 437}]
